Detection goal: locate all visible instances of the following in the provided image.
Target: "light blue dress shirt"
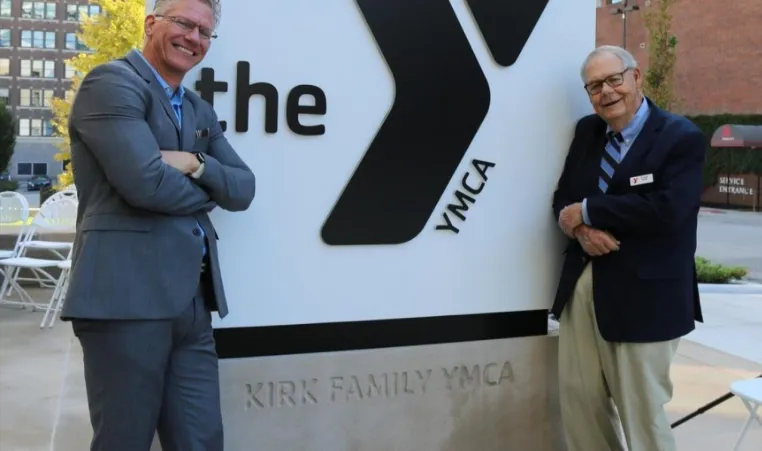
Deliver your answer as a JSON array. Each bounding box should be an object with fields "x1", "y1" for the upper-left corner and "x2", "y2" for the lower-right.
[
  {"x1": 136, "y1": 51, "x2": 207, "y2": 256},
  {"x1": 582, "y1": 98, "x2": 650, "y2": 225}
]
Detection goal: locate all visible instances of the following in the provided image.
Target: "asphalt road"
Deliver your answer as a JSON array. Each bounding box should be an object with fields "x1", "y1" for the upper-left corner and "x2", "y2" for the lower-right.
[{"x1": 697, "y1": 208, "x2": 762, "y2": 282}]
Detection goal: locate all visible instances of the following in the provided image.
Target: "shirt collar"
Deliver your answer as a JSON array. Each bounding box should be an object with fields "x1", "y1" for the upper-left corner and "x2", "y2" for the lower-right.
[
  {"x1": 136, "y1": 50, "x2": 185, "y2": 102},
  {"x1": 607, "y1": 96, "x2": 649, "y2": 144}
]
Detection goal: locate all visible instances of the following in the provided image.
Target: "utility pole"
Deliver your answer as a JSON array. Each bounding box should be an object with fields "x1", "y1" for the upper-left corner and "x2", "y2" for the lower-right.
[{"x1": 610, "y1": 0, "x2": 640, "y2": 50}]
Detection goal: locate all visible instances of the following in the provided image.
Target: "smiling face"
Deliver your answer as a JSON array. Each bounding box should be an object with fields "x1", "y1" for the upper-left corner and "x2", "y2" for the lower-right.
[
  {"x1": 143, "y1": 0, "x2": 215, "y2": 87},
  {"x1": 583, "y1": 52, "x2": 643, "y2": 131}
]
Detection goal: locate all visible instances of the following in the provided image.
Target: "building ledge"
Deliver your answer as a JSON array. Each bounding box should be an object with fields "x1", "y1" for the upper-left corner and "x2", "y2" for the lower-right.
[{"x1": 16, "y1": 137, "x2": 63, "y2": 144}]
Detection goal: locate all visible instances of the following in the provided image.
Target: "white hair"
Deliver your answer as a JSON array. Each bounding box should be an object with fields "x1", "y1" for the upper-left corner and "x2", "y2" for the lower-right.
[
  {"x1": 580, "y1": 45, "x2": 638, "y2": 83},
  {"x1": 152, "y1": 0, "x2": 220, "y2": 27}
]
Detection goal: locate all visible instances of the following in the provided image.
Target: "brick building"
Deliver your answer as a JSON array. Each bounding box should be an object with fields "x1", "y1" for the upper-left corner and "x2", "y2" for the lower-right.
[
  {"x1": 0, "y1": 0, "x2": 98, "y2": 181},
  {"x1": 596, "y1": 0, "x2": 762, "y2": 115}
]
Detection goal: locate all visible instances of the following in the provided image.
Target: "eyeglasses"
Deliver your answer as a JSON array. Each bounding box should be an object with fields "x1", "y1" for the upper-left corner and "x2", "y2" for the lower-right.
[
  {"x1": 583, "y1": 69, "x2": 630, "y2": 95},
  {"x1": 155, "y1": 14, "x2": 217, "y2": 40}
]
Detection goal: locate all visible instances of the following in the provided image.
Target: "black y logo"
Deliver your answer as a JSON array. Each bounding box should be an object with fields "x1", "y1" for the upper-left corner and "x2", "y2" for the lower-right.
[{"x1": 321, "y1": 0, "x2": 549, "y2": 246}]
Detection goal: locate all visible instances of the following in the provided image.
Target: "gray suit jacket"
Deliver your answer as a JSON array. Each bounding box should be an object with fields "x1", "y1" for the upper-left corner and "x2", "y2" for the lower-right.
[{"x1": 61, "y1": 49, "x2": 255, "y2": 321}]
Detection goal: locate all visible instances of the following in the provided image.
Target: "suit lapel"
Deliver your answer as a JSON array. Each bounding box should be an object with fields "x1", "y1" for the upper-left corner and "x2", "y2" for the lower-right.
[
  {"x1": 123, "y1": 50, "x2": 181, "y2": 138},
  {"x1": 613, "y1": 101, "x2": 665, "y2": 184},
  {"x1": 181, "y1": 96, "x2": 196, "y2": 151}
]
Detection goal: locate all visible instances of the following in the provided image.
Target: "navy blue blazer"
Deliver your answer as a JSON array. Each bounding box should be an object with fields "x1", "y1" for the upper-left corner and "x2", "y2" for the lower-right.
[{"x1": 551, "y1": 99, "x2": 705, "y2": 343}]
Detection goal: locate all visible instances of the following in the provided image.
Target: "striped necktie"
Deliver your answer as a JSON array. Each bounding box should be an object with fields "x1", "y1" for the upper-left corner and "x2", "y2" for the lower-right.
[{"x1": 599, "y1": 131, "x2": 623, "y2": 193}]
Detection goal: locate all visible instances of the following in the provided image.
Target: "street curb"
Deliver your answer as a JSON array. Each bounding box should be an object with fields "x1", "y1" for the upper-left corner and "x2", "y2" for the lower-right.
[{"x1": 699, "y1": 283, "x2": 762, "y2": 295}]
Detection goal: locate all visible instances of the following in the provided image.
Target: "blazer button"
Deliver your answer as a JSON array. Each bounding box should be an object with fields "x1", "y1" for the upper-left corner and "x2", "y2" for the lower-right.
[{"x1": 193, "y1": 228, "x2": 201, "y2": 236}]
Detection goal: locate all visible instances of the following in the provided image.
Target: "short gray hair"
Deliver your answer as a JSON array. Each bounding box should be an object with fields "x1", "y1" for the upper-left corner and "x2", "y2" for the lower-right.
[
  {"x1": 152, "y1": 0, "x2": 221, "y2": 28},
  {"x1": 580, "y1": 45, "x2": 638, "y2": 83}
]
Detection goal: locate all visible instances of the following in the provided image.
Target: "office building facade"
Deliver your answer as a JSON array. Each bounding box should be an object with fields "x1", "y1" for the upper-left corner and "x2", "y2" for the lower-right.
[{"x1": 0, "y1": 0, "x2": 98, "y2": 181}]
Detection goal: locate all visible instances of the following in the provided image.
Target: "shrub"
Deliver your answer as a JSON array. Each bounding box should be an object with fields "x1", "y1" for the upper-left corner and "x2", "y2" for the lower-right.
[
  {"x1": 695, "y1": 256, "x2": 748, "y2": 284},
  {"x1": 0, "y1": 180, "x2": 19, "y2": 192}
]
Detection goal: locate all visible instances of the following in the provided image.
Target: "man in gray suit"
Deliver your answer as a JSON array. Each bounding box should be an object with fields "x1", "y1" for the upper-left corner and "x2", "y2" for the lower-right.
[{"x1": 61, "y1": 0, "x2": 254, "y2": 450}]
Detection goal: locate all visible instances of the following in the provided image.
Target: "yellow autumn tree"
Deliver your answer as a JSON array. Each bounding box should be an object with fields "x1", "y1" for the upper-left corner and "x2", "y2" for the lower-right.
[
  {"x1": 51, "y1": 0, "x2": 145, "y2": 188},
  {"x1": 642, "y1": 0, "x2": 678, "y2": 111}
]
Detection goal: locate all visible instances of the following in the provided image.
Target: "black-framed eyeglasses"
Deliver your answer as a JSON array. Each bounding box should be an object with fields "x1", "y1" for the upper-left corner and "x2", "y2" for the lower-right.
[
  {"x1": 583, "y1": 69, "x2": 630, "y2": 95},
  {"x1": 155, "y1": 14, "x2": 218, "y2": 40}
]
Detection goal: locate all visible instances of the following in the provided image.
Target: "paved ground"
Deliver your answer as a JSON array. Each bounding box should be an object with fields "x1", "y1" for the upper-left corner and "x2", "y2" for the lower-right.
[
  {"x1": 687, "y1": 291, "x2": 762, "y2": 365},
  {"x1": 697, "y1": 208, "x2": 762, "y2": 281},
  {"x1": 17, "y1": 189, "x2": 41, "y2": 209},
  {"x1": 0, "y1": 288, "x2": 760, "y2": 451}
]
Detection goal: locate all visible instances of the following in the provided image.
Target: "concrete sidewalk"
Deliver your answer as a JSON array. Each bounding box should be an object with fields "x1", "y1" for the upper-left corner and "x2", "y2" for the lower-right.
[
  {"x1": 0, "y1": 290, "x2": 760, "y2": 451},
  {"x1": 686, "y1": 291, "x2": 762, "y2": 365}
]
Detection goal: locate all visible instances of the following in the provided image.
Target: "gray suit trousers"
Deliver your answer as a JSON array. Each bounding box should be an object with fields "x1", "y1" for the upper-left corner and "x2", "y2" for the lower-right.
[{"x1": 72, "y1": 276, "x2": 223, "y2": 451}]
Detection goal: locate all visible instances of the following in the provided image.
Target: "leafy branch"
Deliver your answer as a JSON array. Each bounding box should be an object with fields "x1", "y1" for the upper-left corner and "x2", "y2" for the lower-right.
[{"x1": 641, "y1": 0, "x2": 678, "y2": 111}]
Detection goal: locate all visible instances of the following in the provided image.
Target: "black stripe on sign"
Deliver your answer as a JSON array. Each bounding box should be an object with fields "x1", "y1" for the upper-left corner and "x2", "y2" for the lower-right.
[
  {"x1": 320, "y1": 0, "x2": 491, "y2": 246},
  {"x1": 465, "y1": 0, "x2": 550, "y2": 67},
  {"x1": 214, "y1": 310, "x2": 549, "y2": 359}
]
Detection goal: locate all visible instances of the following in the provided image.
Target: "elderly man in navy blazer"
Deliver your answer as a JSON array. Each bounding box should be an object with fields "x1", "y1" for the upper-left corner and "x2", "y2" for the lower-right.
[{"x1": 551, "y1": 45, "x2": 705, "y2": 451}]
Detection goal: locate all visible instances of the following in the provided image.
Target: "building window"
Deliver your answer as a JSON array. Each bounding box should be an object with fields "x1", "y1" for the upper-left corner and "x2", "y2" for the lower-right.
[
  {"x1": 0, "y1": 29, "x2": 10, "y2": 47},
  {"x1": 65, "y1": 32, "x2": 88, "y2": 51},
  {"x1": 19, "y1": 88, "x2": 54, "y2": 107},
  {"x1": 0, "y1": 88, "x2": 9, "y2": 105},
  {"x1": 30, "y1": 119, "x2": 42, "y2": 136},
  {"x1": 20, "y1": 59, "x2": 56, "y2": 78},
  {"x1": 18, "y1": 119, "x2": 29, "y2": 136},
  {"x1": 17, "y1": 120, "x2": 52, "y2": 138},
  {"x1": 64, "y1": 64, "x2": 82, "y2": 79},
  {"x1": 17, "y1": 162, "x2": 48, "y2": 175},
  {"x1": 66, "y1": 3, "x2": 99, "y2": 21},
  {"x1": 0, "y1": 58, "x2": 9, "y2": 76},
  {"x1": 20, "y1": 30, "x2": 56, "y2": 49},
  {"x1": 0, "y1": 0, "x2": 11, "y2": 17},
  {"x1": 21, "y1": 1, "x2": 57, "y2": 20}
]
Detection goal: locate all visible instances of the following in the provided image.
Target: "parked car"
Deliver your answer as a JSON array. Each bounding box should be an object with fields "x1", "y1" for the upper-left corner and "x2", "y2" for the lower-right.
[
  {"x1": 26, "y1": 175, "x2": 52, "y2": 191},
  {"x1": 0, "y1": 171, "x2": 11, "y2": 181}
]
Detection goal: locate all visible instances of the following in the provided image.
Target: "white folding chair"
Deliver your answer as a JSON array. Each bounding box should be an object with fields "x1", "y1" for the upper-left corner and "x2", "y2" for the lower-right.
[
  {"x1": 19, "y1": 188, "x2": 78, "y2": 260},
  {"x1": 0, "y1": 197, "x2": 77, "y2": 311},
  {"x1": 0, "y1": 191, "x2": 31, "y2": 263},
  {"x1": 4, "y1": 192, "x2": 78, "y2": 292},
  {"x1": 40, "y1": 259, "x2": 71, "y2": 329},
  {"x1": 729, "y1": 377, "x2": 762, "y2": 451}
]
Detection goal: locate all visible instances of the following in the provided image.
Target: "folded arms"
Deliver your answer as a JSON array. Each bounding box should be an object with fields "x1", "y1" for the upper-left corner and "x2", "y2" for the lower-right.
[{"x1": 71, "y1": 63, "x2": 255, "y2": 215}]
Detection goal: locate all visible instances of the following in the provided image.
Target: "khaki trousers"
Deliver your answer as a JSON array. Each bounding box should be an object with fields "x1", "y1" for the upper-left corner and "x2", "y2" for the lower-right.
[{"x1": 558, "y1": 263, "x2": 680, "y2": 451}]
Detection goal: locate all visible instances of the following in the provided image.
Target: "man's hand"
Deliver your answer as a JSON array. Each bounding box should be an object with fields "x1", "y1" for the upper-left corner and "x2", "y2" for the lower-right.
[
  {"x1": 160, "y1": 151, "x2": 199, "y2": 175},
  {"x1": 574, "y1": 224, "x2": 620, "y2": 256},
  {"x1": 559, "y1": 203, "x2": 584, "y2": 237}
]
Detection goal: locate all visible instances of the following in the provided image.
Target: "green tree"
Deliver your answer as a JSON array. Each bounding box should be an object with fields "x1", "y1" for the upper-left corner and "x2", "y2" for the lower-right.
[
  {"x1": 0, "y1": 101, "x2": 15, "y2": 174},
  {"x1": 642, "y1": 0, "x2": 678, "y2": 110},
  {"x1": 51, "y1": 0, "x2": 145, "y2": 188}
]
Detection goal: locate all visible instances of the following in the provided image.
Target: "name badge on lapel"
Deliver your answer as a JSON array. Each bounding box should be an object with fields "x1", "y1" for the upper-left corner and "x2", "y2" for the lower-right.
[
  {"x1": 630, "y1": 174, "x2": 654, "y2": 186},
  {"x1": 195, "y1": 128, "x2": 210, "y2": 139}
]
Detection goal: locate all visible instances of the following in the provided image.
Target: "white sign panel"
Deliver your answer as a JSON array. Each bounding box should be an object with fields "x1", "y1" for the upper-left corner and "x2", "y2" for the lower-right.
[{"x1": 160, "y1": 0, "x2": 595, "y2": 329}]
